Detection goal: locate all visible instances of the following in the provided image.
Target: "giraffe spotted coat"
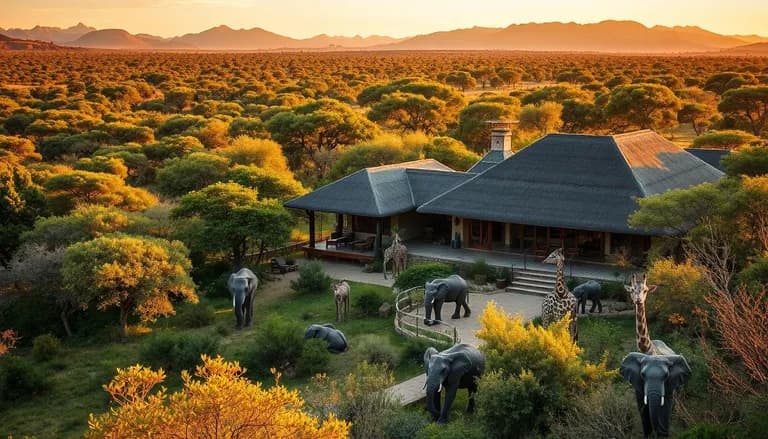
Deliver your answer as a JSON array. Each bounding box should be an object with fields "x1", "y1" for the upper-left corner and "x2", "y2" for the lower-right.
[{"x1": 541, "y1": 248, "x2": 578, "y2": 342}]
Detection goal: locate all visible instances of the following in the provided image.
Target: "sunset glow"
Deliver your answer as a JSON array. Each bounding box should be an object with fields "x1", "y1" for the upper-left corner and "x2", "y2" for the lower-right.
[{"x1": 2, "y1": 0, "x2": 767, "y2": 38}]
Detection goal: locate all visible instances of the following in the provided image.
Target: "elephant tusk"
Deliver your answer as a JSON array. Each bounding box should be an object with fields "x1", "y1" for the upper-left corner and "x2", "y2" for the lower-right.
[
  {"x1": 644, "y1": 394, "x2": 647, "y2": 405},
  {"x1": 437, "y1": 383, "x2": 442, "y2": 393},
  {"x1": 661, "y1": 396, "x2": 665, "y2": 406}
]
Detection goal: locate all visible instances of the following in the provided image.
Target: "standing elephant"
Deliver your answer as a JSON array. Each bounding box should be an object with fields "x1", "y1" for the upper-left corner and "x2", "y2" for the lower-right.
[
  {"x1": 424, "y1": 343, "x2": 485, "y2": 424},
  {"x1": 423, "y1": 275, "x2": 470, "y2": 326},
  {"x1": 620, "y1": 352, "x2": 692, "y2": 438},
  {"x1": 227, "y1": 268, "x2": 258, "y2": 329},
  {"x1": 304, "y1": 323, "x2": 348, "y2": 353},
  {"x1": 572, "y1": 280, "x2": 603, "y2": 314}
]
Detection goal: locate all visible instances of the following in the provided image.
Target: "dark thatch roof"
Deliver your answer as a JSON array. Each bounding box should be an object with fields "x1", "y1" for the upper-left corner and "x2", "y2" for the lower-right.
[
  {"x1": 417, "y1": 130, "x2": 723, "y2": 235},
  {"x1": 467, "y1": 149, "x2": 513, "y2": 174},
  {"x1": 684, "y1": 148, "x2": 729, "y2": 172},
  {"x1": 284, "y1": 159, "x2": 468, "y2": 217}
]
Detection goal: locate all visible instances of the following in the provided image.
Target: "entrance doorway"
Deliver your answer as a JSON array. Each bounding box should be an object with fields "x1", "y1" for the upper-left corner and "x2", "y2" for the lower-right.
[{"x1": 464, "y1": 219, "x2": 503, "y2": 250}]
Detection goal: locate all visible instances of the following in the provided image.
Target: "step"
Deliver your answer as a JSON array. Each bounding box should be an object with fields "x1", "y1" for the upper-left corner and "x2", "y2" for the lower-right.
[
  {"x1": 506, "y1": 285, "x2": 550, "y2": 297},
  {"x1": 514, "y1": 268, "x2": 557, "y2": 279},
  {"x1": 513, "y1": 275, "x2": 556, "y2": 285},
  {"x1": 511, "y1": 280, "x2": 554, "y2": 291}
]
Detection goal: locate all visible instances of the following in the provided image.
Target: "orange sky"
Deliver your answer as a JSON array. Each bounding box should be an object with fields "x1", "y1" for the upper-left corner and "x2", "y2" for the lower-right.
[{"x1": 2, "y1": 0, "x2": 767, "y2": 38}]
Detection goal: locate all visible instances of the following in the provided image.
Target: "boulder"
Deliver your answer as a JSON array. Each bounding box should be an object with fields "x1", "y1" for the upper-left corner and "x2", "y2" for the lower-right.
[{"x1": 378, "y1": 302, "x2": 393, "y2": 317}]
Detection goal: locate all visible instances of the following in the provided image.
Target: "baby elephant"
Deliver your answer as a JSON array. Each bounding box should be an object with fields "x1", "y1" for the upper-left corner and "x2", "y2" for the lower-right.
[
  {"x1": 572, "y1": 280, "x2": 602, "y2": 314},
  {"x1": 304, "y1": 323, "x2": 348, "y2": 353}
]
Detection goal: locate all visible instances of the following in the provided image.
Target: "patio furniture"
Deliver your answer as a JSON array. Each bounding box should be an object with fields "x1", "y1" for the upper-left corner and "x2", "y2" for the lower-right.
[
  {"x1": 352, "y1": 236, "x2": 375, "y2": 251},
  {"x1": 271, "y1": 257, "x2": 298, "y2": 274},
  {"x1": 326, "y1": 231, "x2": 355, "y2": 249}
]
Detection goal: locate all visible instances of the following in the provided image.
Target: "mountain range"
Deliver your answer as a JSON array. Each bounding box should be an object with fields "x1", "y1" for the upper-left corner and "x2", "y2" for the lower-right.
[
  {"x1": 0, "y1": 33, "x2": 65, "y2": 50},
  {"x1": 2, "y1": 21, "x2": 768, "y2": 53}
]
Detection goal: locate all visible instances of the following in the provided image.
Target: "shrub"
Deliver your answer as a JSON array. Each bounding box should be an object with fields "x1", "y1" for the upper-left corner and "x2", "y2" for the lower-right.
[
  {"x1": 647, "y1": 259, "x2": 710, "y2": 333},
  {"x1": 32, "y1": 333, "x2": 62, "y2": 361},
  {"x1": 297, "y1": 339, "x2": 331, "y2": 377},
  {"x1": 139, "y1": 331, "x2": 220, "y2": 372},
  {"x1": 177, "y1": 305, "x2": 216, "y2": 328},
  {"x1": 476, "y1": 369, "x2": 553, "y2": 439},
  {"x1": 467, "y1": 258, "x2": 495, "y2": 281},
  {"x1": 393, "y1": 262, "x2": 454, "y2": 290},
  {"x1": 402, "y1": 337, "x2": 452, "y2": 366},
  {"x1": 0, "y1": 356, "x2": 50, "y2": 402},
  {"x1": 549, "y1": 382, "x2": 641, "y2": 439},
  {"x1": 382, "y1": 410, "x2": 429, "y2": 439},
  {"x1": 290, "y1": 260, "x2": 331, "y2": 295},
  {"x1": 602, "y1": 280, "x2": 628, "y2": 301},
  {"x1": 243, "y1": 314, "x2": 304, "y2": 377},
  {"x1": 355, "y1": 334, "x2": 401, "y2": 370},
  {"x1": 354, "y1": 288, "x2": 388, "y2": 317},
  {"x1": 416, "y1": 418, "x2": 485, "y2": 439},
  {"x1": 675, "y1": 423, "x2": 733, "y2": 439}
]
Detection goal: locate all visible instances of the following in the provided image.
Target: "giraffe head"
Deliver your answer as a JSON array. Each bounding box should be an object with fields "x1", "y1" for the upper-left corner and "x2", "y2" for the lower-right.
[
  {"x1": 542, "y1": 248, "x2": 563, "y2": 265},
  {"x1": 624, "y1": 273, "x2": 658, "y2": 305}
]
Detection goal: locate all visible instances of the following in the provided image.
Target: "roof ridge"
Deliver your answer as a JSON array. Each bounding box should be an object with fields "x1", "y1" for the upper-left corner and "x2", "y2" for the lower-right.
[
  {"x1": 365, "y1": 168, "x2": 385, "y2": 216},
  {"x1": 611, "y1": 129, "x2": 653, "y2": 138},
  {"x1": 367, "y1": 158, "x2": 444, "y2": 172},
  {"x1": 610, "y1": 135, "x2": 649, "y2": 197}
]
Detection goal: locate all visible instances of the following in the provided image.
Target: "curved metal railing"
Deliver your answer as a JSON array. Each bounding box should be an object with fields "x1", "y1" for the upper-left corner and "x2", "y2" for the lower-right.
[{"x1": 394, "y1": 286, "x2": 459, "y2": 345}]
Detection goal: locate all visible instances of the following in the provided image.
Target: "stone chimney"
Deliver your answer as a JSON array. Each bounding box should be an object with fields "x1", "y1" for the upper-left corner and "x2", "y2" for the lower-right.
[{"x1": 487, "y1": 120, "x2": 516, "y2": 157}]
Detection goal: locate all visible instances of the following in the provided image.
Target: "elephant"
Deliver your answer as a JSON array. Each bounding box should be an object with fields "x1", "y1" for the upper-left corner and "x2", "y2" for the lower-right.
[
  {"x1": 572, "y1": 280, "x2": 603, "y2": 314},
  {"x1": 423, "y1": 343, "x2": 485, "y2": 424},
  {"x1": 423, "y1": 275, "x2": 470, "y2": 326},
  {"x1": 620, "y1": 351, "x2": 692, "y2": 438},
  {"x1": 227, "y1": 268, "x2": 258, "y2": 329},
  {"x1": 304, "y1": 323, "x2": 348, "y2": 353}
]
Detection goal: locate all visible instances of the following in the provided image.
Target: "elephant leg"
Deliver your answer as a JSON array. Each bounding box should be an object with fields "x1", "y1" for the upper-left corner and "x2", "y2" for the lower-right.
[
  {"x1": 336, "y1": 301, "x2": 340, "y2": 322},
  {"x1": 235, "y1": 307, "x2": 243, "y2": 330},
  {"x1": 463, "y1": 298, "x2": 471, "y2": 317},
  {"x1": 439, "y1": 385, "x2": 458, "y2": 424},
  {"x1": 429, "y1": 389, "x2": 442, "y2": 421},
  {"x1": 467, "y1": 388, "x2": 477, "y2": 413},
  {"x1": 451, "y1": 300, "x2": 461, "y2": 319},
  {"x1": 434, "y1": 302, "x2": 443, "y2": 322},
  {"x1": 595, "y1": 298, "x2": 603, "y2": 313},
  {"x1": 245, "y1": 294, "x2": 254, "y2": 327}
]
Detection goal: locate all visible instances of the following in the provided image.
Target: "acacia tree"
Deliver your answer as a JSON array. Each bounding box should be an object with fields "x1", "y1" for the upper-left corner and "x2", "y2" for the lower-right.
[
  {"x1": 455, "y1": 101, "x2": 519, "y2": 152},
  {"x1": 43, "y1": 170, "x2": 157, "y2": 215},
  {"x1": 518, "y1": 102, "x2": 563, "y2": 134},
  {"x1": 605, "y1": 83, "x2": 681, "y2": 131},
  {"x1": 171, "y1": 182, "x2": 293, "y2": 268},
  {"x1": 718, "y1": 86, "x2": 768, "y2": 136},
  {"x1": 61, "y1": 234, "x2": 197, "y2": 338},
  {"x1": 86, "y1": 355, "x2": 349, "y2": 438},
  {"x1": 367, "y1": 92, "x2": 448, "y2": 134},
  {"x1": 0, "y1": 151, "x2": 46, "y2": 266},
  {"x1": 678, "y1": 102, "x2": 716, "y2": 135}
]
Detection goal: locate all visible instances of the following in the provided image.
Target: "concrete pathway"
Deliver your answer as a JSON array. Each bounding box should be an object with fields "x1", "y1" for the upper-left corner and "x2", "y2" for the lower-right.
[
  {"x1": 316, "y1": 259, "x2": 394, "y2": 287},
  {"x1": 386, "y1": 291, "x2": 543, "y2": 406}
]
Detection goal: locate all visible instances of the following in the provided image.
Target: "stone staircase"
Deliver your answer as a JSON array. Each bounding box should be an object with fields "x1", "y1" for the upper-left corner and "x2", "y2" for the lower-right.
[{"x1": 506, "y1": 267, "x2": 556, "y2": 297}]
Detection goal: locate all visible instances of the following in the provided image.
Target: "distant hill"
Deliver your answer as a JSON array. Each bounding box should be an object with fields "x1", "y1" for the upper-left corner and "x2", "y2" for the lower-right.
[
  {"x1": 0, "y1": 23, "x2": 95, "y2": 43},
  {"x1": 724, "y1": 42, "x2": 768, "y2": 55},
  {"x1": 5, "y1": 20, "x2": 768, "y2": 52},
  {"x1": 379, "y1": 20, "x2": 750, "y2": 53},
  {"x1": 0, "y1": 34, "x2": 65, "y2": 50}
]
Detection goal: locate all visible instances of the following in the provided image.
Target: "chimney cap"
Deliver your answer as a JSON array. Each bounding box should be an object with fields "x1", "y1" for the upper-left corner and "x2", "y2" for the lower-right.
[{"x1": 486, "y1": 120, "x2": 519, "y2": 130}]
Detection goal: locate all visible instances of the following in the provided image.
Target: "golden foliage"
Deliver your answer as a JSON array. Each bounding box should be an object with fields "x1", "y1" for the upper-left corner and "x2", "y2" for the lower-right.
[
  {"x1": 0, "y1": 329, "x2": 20, "y2": 356},
  {"x1": 87, "y1": 355, "x2": 349, "y2": 439},
  {"x1": 647, "y1": 258, "x2": 709, "y2": 331}
]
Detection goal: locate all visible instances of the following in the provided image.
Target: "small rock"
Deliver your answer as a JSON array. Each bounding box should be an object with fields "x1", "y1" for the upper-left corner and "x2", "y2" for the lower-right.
[
  {"x1": 612, "y1": 302, "x2": 631, "y2": 312},
  {"x1": 378, "y1": 302, "x2": 393, "y2": 317}
]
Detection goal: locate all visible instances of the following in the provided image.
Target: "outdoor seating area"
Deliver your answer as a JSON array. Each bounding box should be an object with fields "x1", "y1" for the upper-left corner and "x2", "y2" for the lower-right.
[{"x1": 270, "y1": 257, "x2": 299, "y2": 274}]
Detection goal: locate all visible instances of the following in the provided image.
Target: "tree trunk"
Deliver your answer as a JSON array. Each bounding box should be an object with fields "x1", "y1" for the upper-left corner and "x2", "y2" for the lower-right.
[
  {"x1": 60, "y1": 308, "x2": 73, "y2": 338},
  {"x1": 119, "y1": 305, "x2": 129, "y2": 339}
]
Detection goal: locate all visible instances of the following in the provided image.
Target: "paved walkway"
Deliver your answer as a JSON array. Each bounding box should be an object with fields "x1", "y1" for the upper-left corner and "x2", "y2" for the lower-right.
[
  {"x1": 318, "y1": 259, "x2": 394, "y2": 287},
  {"x1": 386, "y1": 291, "x2": 543, "y2": 406}
]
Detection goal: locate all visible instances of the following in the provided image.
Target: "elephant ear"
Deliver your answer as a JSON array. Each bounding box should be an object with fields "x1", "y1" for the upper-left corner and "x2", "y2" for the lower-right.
[
  {"x1": 620, "y1": 352, "x2": 646, "y2": 392},
  {"x1": 447, "y1": 351, "x2": 473, "y2": 376},
  {"x1": 322, "y1": 323, "x2": 337, "y2": 329},
  {"x1": 667, "y1": 354, "x2": 692, "y2": 388},
  {"x1": 424, "y1": 347, "x2": 439, "y2": 375}
]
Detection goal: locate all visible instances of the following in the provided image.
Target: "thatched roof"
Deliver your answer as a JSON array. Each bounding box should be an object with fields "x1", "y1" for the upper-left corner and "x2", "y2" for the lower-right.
[
  {"x1": 467, "y1": 149, "x2": 512, "y2": 174},
  {"x1": 684, "y1": 148, "x2": 729, "y2": 172},
  {"x1": 284, "y1": 159, "x2": 468, "y2": 217},
  {"x1": 417, "y1": 130, "x2": 723, "y2": 235}
]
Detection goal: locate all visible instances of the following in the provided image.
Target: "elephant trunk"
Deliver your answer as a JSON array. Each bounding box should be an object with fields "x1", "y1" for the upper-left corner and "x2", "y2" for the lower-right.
[
  {"x1": 234, "y1": 291, "x2": 245, "y2": 328},
  {"x1": 645, "y1": 384, "x2": 671, "y2": 437},
  {"x1": 425, "y1": 380, "x2": 442, "y2": 420}
]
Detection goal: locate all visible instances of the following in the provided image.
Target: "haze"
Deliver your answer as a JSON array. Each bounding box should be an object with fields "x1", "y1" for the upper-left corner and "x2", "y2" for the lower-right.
[{"x1": 2, "y1": 0, "x2": 767, "y2": 39}]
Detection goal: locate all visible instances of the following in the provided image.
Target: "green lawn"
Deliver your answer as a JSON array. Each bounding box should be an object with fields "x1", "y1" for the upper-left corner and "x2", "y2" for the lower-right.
[{"x1": 1, "y1": 279, "x2": 421, "y2": 438}]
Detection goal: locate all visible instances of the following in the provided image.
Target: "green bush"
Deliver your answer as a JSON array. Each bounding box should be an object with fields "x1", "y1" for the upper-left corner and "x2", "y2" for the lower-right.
[
  {"x1": 354, "y1": 288, "x2": 388, "y2": 317},
  {"x1": 0, "y1": 356, "x2": 50, "y2": 403},
  {"x1": 139, "y1": 331, "x2": 220, "y2": 372},
  {"x1": 675, "y1": 423, "x2": 733, "y2": 439},
  {"x1": 468, "y1": 258, "x2": 496, "y2": 281},
  {"x1": 549, "y1": 382, "x2": 641, "y2": 439},
  {"x1": 402, "y1": 337, "x2": 452, "y2": 366},
  {"x1": 32, "y1": 334, "x2": 62, "y2": 361},
  {"x1": 178, "y1": 305, "x2": 216, "y2": 328},
  {"x1": 393, "y1": 262, "x2": 454, "y2": 290},
  {"x1": 290, "y1": 260, "x2": 332, "y2": 295},
  {"x1": 243, "y1": 314, "x2": 304, "y2": 377},
  {"x1": 416, "y1": 418, "x2": 485, "y2": 439},
  {"x1": 355, "y1": 334, "x2": 401, "y2": 370},
  {"x1": 382, "y1": 410, "x2": 430, "y2": 439},
  {"x1": 297, "y1": 339, "x2": 331, "y2": 377},
  {"x1": 602, "y1": 281, "x2": 628, "y2": 301}
]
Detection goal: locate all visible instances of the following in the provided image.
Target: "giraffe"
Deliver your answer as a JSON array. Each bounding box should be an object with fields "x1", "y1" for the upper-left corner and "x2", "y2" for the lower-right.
[
  {"x1": 625, "y1": 274, "x2": 675, "y2": 355},
  {"x1": 541, "y1": 248, "x2": 578, "y2": 342},
  {"x1": 383, "y1": 233, "x2": 407, "y2": 280},
  {"x1": 333, "y1": 280, "x2": 350, "y2": 322}
]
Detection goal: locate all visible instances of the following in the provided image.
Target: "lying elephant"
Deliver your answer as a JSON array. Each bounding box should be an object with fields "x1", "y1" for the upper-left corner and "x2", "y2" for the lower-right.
[
  {"x1": 227, "y1": 268, "x2": 258, "y2": 329},
  {"x1": 304, "y1": 324, "x2": 348, "y2": 353},
  {"x1": 424, "y1": 343, "x2": 485, "y2": 424},
  {"x1": 423, "y1": 275, "x2": 470, "y2": 326},
  {"x1": 573, "y1": 280, "x2": 602, "y2": 314}
]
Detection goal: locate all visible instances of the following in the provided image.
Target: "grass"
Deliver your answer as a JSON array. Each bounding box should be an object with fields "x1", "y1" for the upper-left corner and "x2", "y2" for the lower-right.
[{"x1": 1, "y1": 278, "x2": 419, "y2": 438}]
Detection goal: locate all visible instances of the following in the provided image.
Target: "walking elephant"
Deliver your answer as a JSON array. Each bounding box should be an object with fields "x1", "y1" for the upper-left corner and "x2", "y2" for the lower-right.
[
  {"x1": 423, "y1": 275, "x2": 470, "y2": 326},
  {"x1": 573, "y1": 280, "x2": 603, "y2": 314},
  {"x1": 227, "y1": 268, "x2": 258, "y2": 329},
  {"x1": 620, "y1": 352, "x2": 692, "y2": 438},
  {"x1": 304, "y1": 323, "x2": 348, "y2": 353},
  {"x1": 424, "y1": 343, "x2": 485, "y2": 424}
]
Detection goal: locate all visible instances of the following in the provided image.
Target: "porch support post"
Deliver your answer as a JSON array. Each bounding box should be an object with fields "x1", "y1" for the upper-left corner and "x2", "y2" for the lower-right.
[
  {"x1": 374, "y1": 217, "x2": 384, "y2": 260},
  {"x1": 307, "y1": 210, "x2": 316, "y2": 249},
  {"x1": 335, "y1": 213, "x2": 344, "y2": 235},
  {"x1": 504, "y1": 223, "x2": 511, "y2": 247},
  {"x1": 603, "y1": 232, "x2": 611, "y2": 256}
]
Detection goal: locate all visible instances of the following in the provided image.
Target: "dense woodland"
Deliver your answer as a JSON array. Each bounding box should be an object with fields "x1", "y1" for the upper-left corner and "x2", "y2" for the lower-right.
[{"x1": 1, "y1": 51, "x2": 768, "y2": 438}]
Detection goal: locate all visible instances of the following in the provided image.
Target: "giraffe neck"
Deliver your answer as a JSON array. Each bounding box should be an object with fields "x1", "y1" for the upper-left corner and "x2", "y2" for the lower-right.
[
  {"x1": 635, "y1": 301, "x2": 653, "y2": 354},
  {"x1": 555, "y1": 257, "x2": 568, "y2": 298}
]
